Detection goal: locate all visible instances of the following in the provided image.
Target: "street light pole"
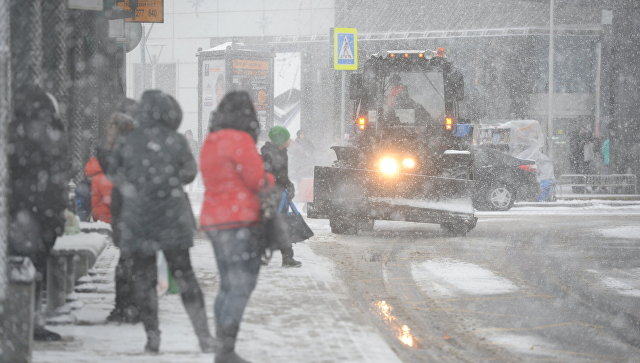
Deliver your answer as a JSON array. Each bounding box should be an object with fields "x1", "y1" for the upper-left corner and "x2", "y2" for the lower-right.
[{"x1": 547, "y1": 0, "x2": 555, "y2": 157}]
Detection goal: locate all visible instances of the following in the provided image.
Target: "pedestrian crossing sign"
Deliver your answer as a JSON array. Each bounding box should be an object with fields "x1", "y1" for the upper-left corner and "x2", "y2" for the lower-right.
[{"x1": 334, "y1": 28, "x2": 358, "y2": 70}]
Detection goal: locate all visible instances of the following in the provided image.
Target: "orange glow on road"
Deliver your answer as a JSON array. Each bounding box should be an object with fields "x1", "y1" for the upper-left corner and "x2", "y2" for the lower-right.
[{"x1": 372, "y1": 300, "x2": 417, "y2": 348}]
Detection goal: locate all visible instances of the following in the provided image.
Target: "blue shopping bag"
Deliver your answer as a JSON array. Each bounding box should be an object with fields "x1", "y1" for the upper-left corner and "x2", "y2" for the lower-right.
[{"x1": 278, "y1": 190, "x2": 314, "y2": 243}]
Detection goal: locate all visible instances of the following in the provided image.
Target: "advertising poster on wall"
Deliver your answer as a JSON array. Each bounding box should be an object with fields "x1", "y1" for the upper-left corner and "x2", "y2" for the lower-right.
[
  {"x1": 201, "y1": 59, "x2": 226, "y2": 141},
  {"x1": 231, "y1": 58, "x2": 271, "y2": 131},
  {"x1": 274, "y1": 52, "x2": 301, "y2": 134}
]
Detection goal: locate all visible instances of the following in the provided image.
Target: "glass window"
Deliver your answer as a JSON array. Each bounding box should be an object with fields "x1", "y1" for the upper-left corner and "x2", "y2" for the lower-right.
[{"x1": 382, "y1": 71, "x2": 445, "y2": 126}]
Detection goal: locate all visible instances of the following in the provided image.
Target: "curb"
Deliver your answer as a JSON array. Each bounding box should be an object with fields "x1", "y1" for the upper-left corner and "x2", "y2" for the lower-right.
[{"x1": 514, "y1": 200, "x2": 640, "y2": 208}]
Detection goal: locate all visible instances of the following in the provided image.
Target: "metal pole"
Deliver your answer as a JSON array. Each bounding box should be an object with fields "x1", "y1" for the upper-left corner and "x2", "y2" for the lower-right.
[
  {"x1": 340, "y1": 71, "x2": 346, "y2": 144},
  {"x1": 547, "y1": 0, "x2": 555, "y2": 156},
  {"x1": 594, "y1": 41, "x2": 602, "y2": 137},
  {"x1": 141, "y1": 24, "x2": 146, "y2": 91},
  {"x1": 0, "y1": 0, "x2": 13, "y2": 317},
  {"x1": 140, "y1": 23, "x2": 154, "y2": 93}
]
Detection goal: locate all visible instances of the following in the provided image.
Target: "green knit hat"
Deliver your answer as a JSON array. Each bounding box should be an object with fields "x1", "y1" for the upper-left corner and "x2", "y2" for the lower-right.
[{"x1": 268, "y1": 126, "x2": 290, "y2": 146}]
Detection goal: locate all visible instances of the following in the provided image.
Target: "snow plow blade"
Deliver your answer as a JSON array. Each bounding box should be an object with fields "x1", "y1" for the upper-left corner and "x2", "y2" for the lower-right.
[{"x1": 307, "y1": 166, "x2": 476, "y2": 233}]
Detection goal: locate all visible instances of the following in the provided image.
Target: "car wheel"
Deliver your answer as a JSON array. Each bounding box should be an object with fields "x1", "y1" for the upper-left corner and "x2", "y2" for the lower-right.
[
  {"x1": 330, "y1": 216, "x2": 358, "y2": 235},
  {"x1": 486, "y1": 185, "x2": 515, "y2": 211}
]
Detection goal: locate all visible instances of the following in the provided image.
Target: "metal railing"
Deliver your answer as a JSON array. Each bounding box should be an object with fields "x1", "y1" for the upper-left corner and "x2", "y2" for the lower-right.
[{"x1": 557, "y1": 174, "x2": 638, "y2": 195}]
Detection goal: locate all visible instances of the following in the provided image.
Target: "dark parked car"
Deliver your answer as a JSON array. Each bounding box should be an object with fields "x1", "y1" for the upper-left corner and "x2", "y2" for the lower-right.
[{"x1": 472, "y1": 146, "x2": 539, "y2": 211}]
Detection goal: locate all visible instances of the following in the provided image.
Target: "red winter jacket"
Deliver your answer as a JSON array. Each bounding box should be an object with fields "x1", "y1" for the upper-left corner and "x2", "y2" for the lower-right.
[
  {"x1": 199, "y1": 129, "x2": 274, "y2": 231},
  {"x1": 84, "y1": 157, "x2": 113, "y2": 223}
]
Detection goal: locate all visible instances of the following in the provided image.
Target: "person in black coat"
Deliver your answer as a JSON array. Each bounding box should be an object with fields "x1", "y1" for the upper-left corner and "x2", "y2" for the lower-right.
[
  {"x1": 8, "y1": 85, "x2": 69, "y2": 341},
  {"x1": 97, "y1": 102, "x2": 139, "y2": 324},
  {"x1": 109, "y1": 90, "x2": 215, "y2": 353},
  {"x1": 261, "y1": 126, "x2": 302, "y2": 268}
]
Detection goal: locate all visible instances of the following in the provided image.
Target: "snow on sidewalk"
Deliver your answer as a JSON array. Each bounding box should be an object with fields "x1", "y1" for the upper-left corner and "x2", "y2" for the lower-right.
[{"x1": 34, "y1": 238, "x2": 399, "y2": 363}]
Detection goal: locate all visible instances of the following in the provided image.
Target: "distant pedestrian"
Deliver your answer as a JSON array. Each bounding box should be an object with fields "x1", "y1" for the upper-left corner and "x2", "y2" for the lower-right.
[
  {"x1": 200, "y1": 91, "x2": 275, "y2": 363},
  {"x1": 184, "y1": 129, "x2": 198, "y2": 159},
  {"x1": 261, "y1": 126, "x2": 303, "y2": 268},
  {"x1": 8, "y1": 85, "x2": 69, "y2": 341},
  {"x1": 602, "y1": 137, "x2": 610, "y2": 171},
  {"x1": 98, "y1": 108, "x2": 139, "y2": 324},
  {"x1": 109, "y1": 90, "x2": 215, "y2": 353},
  {"x1": 569, "y1": 129, "x2": 585, "y2": 174},
  {"x1": 289, "y1": 129, "x2": 315, "y2": 181},
  {"x1": 583, "y1": 134, "x2": 595, "y2": 174},
  {"x1": 84, "y1": 156, "x2": 112, "y2": 223},
  {"x1": 184, "y1": 129, "x2": 200, "y2": 192}
]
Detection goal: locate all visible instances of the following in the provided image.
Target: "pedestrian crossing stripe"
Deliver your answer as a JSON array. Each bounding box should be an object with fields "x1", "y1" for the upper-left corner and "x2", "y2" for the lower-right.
[{"x1": 334, "y1": 28, "x2": 358, "y2": 70}]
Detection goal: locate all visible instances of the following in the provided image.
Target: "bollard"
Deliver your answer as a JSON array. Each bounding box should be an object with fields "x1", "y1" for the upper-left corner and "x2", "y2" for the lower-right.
[
  {"x1": 2, "y1": 256, "x2": 36, "y2": 363},
  {"x1": 46, "y1": 254, "x2": 67, "y2": 315},
  {"x1": 64, "y1": 254, "x2": 78, "y2": 300},
  {"x1": 73, "y1": 253, "x2": 90, "y2": 281}
]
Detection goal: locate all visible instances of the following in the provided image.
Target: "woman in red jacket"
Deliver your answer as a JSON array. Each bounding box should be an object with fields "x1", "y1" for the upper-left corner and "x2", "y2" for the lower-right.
[
  {"x1": 84, "y1": 156, "x2": 112, "y2": 223},
  {"x1": 200, "y1": 91, "x2": 274, "y2": 363}
]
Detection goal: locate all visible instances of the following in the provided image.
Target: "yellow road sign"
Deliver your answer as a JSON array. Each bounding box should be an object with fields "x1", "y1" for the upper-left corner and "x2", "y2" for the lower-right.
[
  {"x1": 117, "y1": 0, "x2": 164, "y2": 23},
  {"x1": 334, "y1": 28, "x2": 357, "y2": 70}
]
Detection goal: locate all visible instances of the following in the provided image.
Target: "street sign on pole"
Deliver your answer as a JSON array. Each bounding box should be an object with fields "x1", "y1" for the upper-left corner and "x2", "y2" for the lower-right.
[
  {"x1": 333, "y1": 28, "x2": 357, "y2": 70},
  {"x1": 117, "y1": 0, "x2": 164, "y2": 23}
]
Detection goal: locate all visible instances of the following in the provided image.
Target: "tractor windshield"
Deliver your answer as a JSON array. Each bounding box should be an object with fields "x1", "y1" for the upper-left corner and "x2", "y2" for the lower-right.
[{"x1": 376, "y1": 71, "x2": 445, "y2": 127}]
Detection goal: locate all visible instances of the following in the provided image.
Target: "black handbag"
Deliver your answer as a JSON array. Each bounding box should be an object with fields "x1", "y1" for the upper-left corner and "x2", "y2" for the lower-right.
[
  {"x1": 278, "y1": 191, "x2": 314, "y2": 244},
  {"x1": 259, "y1": 184, "x2": 291, "y2": 260}
]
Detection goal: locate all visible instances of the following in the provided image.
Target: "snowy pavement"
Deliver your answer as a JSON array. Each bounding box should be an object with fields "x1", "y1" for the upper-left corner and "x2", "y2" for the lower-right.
[{"x1": 33, "y1": 235, "x2": 399, "y2": 363}]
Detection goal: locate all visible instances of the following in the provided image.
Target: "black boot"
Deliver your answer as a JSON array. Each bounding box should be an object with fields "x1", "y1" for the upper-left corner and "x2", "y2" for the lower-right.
[
  {"x1": 106, "y1": 308, "x2": 125, "y2": 323},
  {"x1": 174, "y1": 271, "x2": 217, "y2": 353},
  {"x1": 281, "y1": 247, "x2": 302, "y2": 268},
  {"x1": 215, "y1": 335, "x2": 251, "y2": 363},
  {"x1": 34, "y1": 327, "x2": 62, "y2": 341},
  {"x1": 144, "y1": 330, "x2": 161, "y2": 353}
]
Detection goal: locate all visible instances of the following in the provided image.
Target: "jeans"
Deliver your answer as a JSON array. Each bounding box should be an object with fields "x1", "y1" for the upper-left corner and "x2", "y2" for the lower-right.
[
  {"x1": 207, "y1": 227, "x2": 262, "y2": 339},
  {"x1": 131, "y1": 248, "x2": 210, "y2": 341},
  {"x1": 538, "y1": 179, "x2": 554, "y2": 202}
]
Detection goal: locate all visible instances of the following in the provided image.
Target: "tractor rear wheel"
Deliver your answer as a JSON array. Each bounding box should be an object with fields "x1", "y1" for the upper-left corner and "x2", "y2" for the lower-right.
[{"x1": 330, "y1": 216, "x2": 358, "y2": 235}]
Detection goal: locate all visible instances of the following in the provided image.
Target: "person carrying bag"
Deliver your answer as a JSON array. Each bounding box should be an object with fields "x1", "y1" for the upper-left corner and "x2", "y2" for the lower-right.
[
  {"x1": 200, "y1": 91, "x2": 276, "y2": 363},
  {"x1": 261, "y1": 126, "x2": 307, "y2": 267},
  {"x1": 278, "y1": 190, "x2": 314, "y2": 244}
]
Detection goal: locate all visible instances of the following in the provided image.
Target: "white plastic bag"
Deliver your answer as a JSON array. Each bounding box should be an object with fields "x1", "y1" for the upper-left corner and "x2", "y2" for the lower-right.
[{"x1": 156, "y1": 251, "x2": 169, "y2": 296}]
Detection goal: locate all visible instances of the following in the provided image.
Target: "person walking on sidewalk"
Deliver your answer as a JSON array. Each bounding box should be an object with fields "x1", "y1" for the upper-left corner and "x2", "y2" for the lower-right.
[
  {"x1": 8, "y1": 85, "x2": 69, "y2": 341},
  {"x1": 96, "y1": 108, "x2": 140, "y2": 324},
  {"x1": 261, "y1": 126, "x2": 303, "y2": 268},
  {"x1": 200, "y1": 91, "x2": 275, "y2": 363},
  {"x1": 109, "y1": 90, "x2": 215, "y2": 353}
]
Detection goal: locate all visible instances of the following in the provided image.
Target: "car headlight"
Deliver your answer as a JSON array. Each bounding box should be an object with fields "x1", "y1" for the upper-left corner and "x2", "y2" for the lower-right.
[
  {"x1": 378, "y1": 156, "x2": 400, "y2": 176},
  {"x1": 402, "y1": 157, "x2": 416, "y2": 169}
]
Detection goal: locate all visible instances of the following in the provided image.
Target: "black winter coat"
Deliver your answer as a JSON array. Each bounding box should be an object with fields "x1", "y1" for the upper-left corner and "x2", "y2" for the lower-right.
[
  {"x1": 261, "y1": 142, "x2": 294, "y2": 198},
  {"x1": 109, "y1": 90, "x2": 197, "y2": 255},
  {"x1": 8, "y1": 86, "x2": 69, "y2": 259}
]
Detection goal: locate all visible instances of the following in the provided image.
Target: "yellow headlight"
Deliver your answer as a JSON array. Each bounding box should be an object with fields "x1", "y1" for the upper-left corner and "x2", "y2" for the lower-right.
[
  {"x1": 402, "y1": 157, "x2": 416, "y2": 169},
  {"x1": 378, "y1": 156, "x2": 400, "y2": 176}
]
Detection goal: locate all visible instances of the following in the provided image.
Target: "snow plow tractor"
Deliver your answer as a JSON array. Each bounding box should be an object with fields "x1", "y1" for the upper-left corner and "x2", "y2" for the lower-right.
[{"x1": 307, "y1": 49, "x2": 477, "y2": 235}]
